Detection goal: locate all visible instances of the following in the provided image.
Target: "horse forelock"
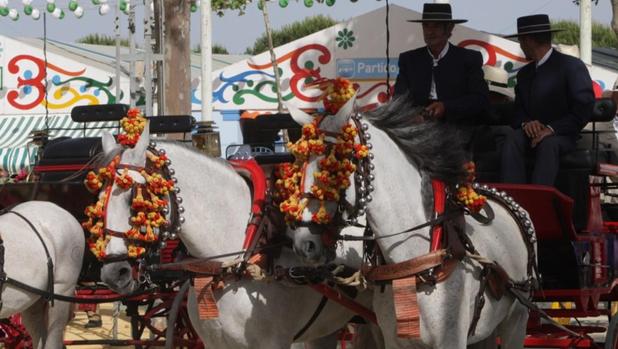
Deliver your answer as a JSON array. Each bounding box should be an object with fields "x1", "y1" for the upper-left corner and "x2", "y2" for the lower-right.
[{"x1": 362, "y1": 95, "x2": 469, "y2": 187}]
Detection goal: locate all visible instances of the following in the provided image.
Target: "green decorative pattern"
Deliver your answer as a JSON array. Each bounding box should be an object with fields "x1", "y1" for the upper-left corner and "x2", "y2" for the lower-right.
[
  {"x1": 336, "y1": 28, "x2": 355, "y2": 50},
  {"x1": 232, "y1": 80, "x2": 295, "y2": 104},
  {"x1": 55, "y1": 76, "x2": 122, "y2": 103}
]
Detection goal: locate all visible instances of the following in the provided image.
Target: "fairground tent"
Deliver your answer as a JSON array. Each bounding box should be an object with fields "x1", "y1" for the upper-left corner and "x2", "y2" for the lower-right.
[{"x1": 1, "y1": 4, "x2": 617, "y2": 173}]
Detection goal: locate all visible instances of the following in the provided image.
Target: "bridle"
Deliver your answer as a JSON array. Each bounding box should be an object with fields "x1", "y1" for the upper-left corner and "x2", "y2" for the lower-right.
[
  {"x1": 87, "y1": 144, "x2": 183, "y2": 272},
  {"x1": 290, "y1": 111, "x2": 375, "y2": 245}
]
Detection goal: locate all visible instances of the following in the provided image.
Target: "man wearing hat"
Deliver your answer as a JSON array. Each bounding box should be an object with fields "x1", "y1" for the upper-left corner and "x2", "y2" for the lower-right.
[
  {"x1": 393, "y1": 3, "x2": 489, "y2": 128},
  {"x1": 500, "y1": 14, "x2": 595, "y2": 186}
]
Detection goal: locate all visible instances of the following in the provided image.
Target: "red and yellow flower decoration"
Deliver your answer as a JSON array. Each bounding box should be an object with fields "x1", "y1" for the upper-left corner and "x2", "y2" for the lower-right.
[
  {"x1": 308, "y1": 77, "x2": 357, "y2": 115},
  {"x1": 274, "y1": 78, "x2": 367, "y2": 224},
  {"x1": 117, "y1": 108, "x2": 147, "y2": 147},
  {"x1": 456, "y1": 161, "x2": 487, "y2": 213},
  {"x1": 82, "y1": 109, "x2": 174, "y2": 260}
]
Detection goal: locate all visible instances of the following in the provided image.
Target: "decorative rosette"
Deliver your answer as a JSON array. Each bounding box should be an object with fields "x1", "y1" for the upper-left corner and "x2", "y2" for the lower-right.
[
  {"x1": 310, "y1": 77, "x2": 356, "y2": 115},
  {"x1": 117, "y1": 108, "x2": 147, "y2": 147},
  {"x1": 456, "y1": 161, "x2": 487, "y2": 213}
]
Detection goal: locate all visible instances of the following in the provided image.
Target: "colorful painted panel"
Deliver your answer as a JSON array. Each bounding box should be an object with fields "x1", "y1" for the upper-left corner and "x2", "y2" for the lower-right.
[
  {"x1": 0, "y1": 36, "x2": 129, "y2": 115},
  {"x1": 205, "y1": 5, "x2": 618, "y2": 111}
]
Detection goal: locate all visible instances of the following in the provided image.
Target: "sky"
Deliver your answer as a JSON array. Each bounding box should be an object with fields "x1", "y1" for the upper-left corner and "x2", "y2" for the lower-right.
[{"x1": 0, "y1": 0, "x2": 614, "y2": 54}]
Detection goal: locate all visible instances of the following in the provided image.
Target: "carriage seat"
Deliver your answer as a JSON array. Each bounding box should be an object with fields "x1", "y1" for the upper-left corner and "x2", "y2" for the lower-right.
[
  {"x1": 490, "y1": 184, "x2": 595, "y2": 289},
  {"x1": 34, "y1": 137, "x2": 102, "y2": 182},
  {"x1": 475, "y1": 98, "x2": 617, "y2": 232},
  {"x1": 475, "y1": 98, "x2": 618, "y2": 177}
]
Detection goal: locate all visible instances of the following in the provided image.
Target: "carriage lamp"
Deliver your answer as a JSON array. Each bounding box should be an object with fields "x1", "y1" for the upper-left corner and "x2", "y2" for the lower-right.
[{"x1": 192, "y1": 121, "x2": 221, "y2": 157}]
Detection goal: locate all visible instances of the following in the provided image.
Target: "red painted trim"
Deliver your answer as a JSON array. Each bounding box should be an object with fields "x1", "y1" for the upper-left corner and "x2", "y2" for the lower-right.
[
  {"x1": 430, "y1": 179, "x2": 446, "y2": 252},
  {"x1": 309, "y1": 283, "x2": 377, "y2": 324},
  {"x1": 230, "y1": 159, "x2": 267, "y2": 250},
  {"x1": 34, "y1": 164, "x2": 92, "y2": 172}
]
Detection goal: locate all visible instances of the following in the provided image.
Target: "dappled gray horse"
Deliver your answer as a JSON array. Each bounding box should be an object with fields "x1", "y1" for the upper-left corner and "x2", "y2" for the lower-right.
[{"x1": 285, "y1": 96, "x2": 536, "y2": 349}]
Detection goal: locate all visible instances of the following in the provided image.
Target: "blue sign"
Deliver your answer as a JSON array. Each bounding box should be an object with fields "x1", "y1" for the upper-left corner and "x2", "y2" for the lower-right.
[{"x1": 336, "y1": 58, "x2": 399, "y2": 80}]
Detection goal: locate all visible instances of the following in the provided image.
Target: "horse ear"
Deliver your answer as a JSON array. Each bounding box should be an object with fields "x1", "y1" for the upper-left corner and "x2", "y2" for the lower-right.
[
  {"x1": 101, "y1": 131, "x2": 117, "y2": 155},
  {"x1": 287, "y1": 103, "x2": 314, "y2": 126},
  {"x1": 134, "y1": 121, "x2": 150, "y2": 156}
]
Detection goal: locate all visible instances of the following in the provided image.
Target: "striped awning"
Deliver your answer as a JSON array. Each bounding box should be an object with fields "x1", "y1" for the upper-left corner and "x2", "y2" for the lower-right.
[{"x1": 0, "y1": 114, "x2": 117, "y2": 174}]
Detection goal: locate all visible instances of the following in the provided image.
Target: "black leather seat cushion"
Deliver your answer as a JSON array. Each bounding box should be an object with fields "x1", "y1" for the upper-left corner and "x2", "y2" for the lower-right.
[{"x1": 38, "y1": 137, "x2": 102, "y2": 165}]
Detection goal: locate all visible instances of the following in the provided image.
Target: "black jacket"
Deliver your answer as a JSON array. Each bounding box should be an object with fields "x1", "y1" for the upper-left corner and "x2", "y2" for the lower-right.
[
  {"x1": 393, "y1": 43, "x2": 489, "y2": 125},
  {"x1": 512, "y1": 49, "x2": 594, "y2": 139}
]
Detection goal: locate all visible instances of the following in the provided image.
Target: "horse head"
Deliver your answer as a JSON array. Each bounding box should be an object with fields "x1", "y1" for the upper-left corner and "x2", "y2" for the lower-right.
[
  {"x1": 86, "y1": 121, "x2": 177, "y2": 294},
  {"x1": 282, "y1": 96, "x2": 371, "y2": 264}
]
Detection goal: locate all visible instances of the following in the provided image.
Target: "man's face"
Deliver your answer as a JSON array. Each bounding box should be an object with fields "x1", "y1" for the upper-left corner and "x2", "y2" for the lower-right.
[
  {"x1": 422, "y1": 22, "x2": 452, "y2": 48},
  {"x1": 518, "y1": 35, "x2": 533, "y2": 60}
]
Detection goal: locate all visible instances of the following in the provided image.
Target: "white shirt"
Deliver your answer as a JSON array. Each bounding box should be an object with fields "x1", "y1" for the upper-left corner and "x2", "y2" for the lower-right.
[
  {"x1": 428, "y1": 43, "x2": 450, "y2": 100},
  {"x1": 536, "y1": 47, "x2": 553, "y2": 68}
]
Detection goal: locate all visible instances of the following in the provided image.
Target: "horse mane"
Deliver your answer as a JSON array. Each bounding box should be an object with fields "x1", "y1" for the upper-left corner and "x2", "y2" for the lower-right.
[{"x1": 362, "y1": 95, "x2": 469, "y2": 187}]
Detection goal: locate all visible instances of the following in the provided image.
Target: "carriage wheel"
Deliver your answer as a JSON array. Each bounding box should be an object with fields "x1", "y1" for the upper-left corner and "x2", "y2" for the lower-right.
[{"x1": 605, "y1": 313, "x2": 618, "y2": 349}]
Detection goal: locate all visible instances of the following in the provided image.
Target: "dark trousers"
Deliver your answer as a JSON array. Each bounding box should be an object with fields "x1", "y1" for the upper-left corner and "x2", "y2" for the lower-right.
[{"x1": 500, "y1": 128, "x2": 576, "y2": 186}]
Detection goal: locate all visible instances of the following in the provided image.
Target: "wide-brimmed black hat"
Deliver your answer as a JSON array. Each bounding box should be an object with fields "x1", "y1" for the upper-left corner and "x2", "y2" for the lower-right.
[
  {"x1": 407, "y1": 3, "x2": 467, "y2": 24},
  {"x1": 503, "y1": 14, "x2": 563, "y2": 38}
]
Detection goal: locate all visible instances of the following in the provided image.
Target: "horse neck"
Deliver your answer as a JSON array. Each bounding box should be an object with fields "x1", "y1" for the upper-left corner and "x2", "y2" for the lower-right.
[
  {"x1": 363, "y1": 122, "x2": 430, "y2": 263},
  {"x1": 162, "y1": 142, "x2": 252, "y2": 258}
]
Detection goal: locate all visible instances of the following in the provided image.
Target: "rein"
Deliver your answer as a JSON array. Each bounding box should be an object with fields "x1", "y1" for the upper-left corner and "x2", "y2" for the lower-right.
[
  {"x1": 0, "y1": 208, "x2": 55, "y2": 305},
  {"x1": 338, "y1": 209, "x2": 464, "y2": 241}
]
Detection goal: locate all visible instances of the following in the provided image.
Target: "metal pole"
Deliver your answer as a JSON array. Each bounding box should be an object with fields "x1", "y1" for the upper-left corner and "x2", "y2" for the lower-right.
[
  {"x1": 129, "y1": 1, "x2": 137, "y2": 107},
  {"x1": 580, "y1": 0, "x2": 592, "y2": 65},
  {"x1": 201, "y1": 0, "x2": 212, "y2": 122},
  {"x1": 144, "y1": 0, "x2": 153, "y2": 116},
  {"x1": 114, "y1": 0, "x2": 121, "y2": 102},
  {"x1": 157, "y1": 0, "x2": 166, "y2": 115}
]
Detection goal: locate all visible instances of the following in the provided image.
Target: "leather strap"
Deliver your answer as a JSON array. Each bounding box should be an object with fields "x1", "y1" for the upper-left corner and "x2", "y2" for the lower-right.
[
  {"x1": 194, "y1": 276, "x2": 219, "y2": 320},
  {"x1": 469, "y1": 267, "x2": 488, "y2": 337},
  {"x1": 363, "y1": 249, "x2": 448, "y2": 281},
  {"x1": 162, "y1": 259, "x2": 223, "y2": 275},
  {"x1": 393, "y1": 277, "x2": 421, "y2": 338}
]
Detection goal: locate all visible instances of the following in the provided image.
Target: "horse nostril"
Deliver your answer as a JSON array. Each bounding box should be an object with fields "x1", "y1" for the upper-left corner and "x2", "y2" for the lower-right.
[
  {"x1": 303, "y1": 241, "x2": 316, "y2": 254},
  {"x1": 119, "y1": 267, "x2": 131, "y2": 278}
]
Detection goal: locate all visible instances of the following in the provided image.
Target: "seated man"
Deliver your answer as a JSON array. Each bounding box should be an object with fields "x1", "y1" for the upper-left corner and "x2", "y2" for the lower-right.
[
  {"x1": 394, "y1": 2, "x2": 489, "y2": 149},
  {"x1": 500, "y1": 14, "x2": 595, "y2": 186}
]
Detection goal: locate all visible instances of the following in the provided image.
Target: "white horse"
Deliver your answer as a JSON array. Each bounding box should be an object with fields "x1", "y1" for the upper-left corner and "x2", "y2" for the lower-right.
[
  {"x1": 284, "y1": 97, "x2": 537, "y2": 349},
  {"x1": 95, "y1": 125, "x2": 382, "y2": 349},
  {"x1": 0, "y1": 201, "x2": 85, "y2": 349}
]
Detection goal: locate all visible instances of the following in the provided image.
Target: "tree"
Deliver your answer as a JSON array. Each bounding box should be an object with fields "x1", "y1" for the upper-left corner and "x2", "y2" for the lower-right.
[
  {"x1": 244, "y1": 15, "x2": 338, "y2": 54},
  {"x1": 193, "y1": 43, "x2": 230, "y2": 54},
  {"x1": 573, "y1": 0, "x2": 618, "y2": 48},
  {"x1": 77, "y1": 34, "x2": 130, "y2": 47},
  {"x1": 552, "y1": 20, "x2": 618, "y2": 47},
  {"x1": 164, "y1": 0, "x2": 192, "y2": 116}
]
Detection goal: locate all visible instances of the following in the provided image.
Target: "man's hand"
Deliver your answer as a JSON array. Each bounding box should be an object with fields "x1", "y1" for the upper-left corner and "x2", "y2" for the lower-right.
[
  {"x1": 523, "y1": 120, "x2": 545, "y2": 138},
  {"x1": 531, "y1": 127, "x2": 554, "y2": 148},
  {"x1": 425, "y1": 101, "x2": 446, "y2": 119}
]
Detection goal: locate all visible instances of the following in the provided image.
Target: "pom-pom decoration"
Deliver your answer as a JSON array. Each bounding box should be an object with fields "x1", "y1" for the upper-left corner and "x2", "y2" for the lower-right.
[{"x1": 82, "y1": 109, "x2": 174, "y2": 260}]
